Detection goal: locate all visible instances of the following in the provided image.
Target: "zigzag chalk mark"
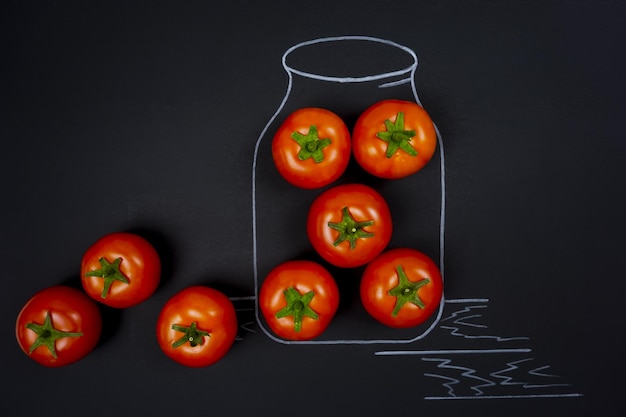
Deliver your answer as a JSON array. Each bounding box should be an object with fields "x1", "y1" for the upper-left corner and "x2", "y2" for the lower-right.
[
  {"x1": 423, "y1": 357, "x2": 496, "y2": 397},
  {"x1": 451, "y1": 314, "x2": 487, "y2": 329},
  {"x1": 439, "y1": 305, "x2": 529, "y2": 342},
  {"x1": 423, "y1": 372, "x2": 461, "y2": 397},
  {"x1": 440, "y1": 304, "x2": 488, "y2": 323},
  {"x1": 528, "y1": 364, "x2": 561, "y2": 378},
  {"x1": 490, "y1": 358, "x2": 571, "y2": 389},
  {"x1": 240, "y1": 321, "x2": 257, "y2": 333},
  {"x1": 490, "y1": 358, "x2": 531, "y2": 387},
  {"x1": 439, "y1": 325, "x2": 530, "y2": 342}
]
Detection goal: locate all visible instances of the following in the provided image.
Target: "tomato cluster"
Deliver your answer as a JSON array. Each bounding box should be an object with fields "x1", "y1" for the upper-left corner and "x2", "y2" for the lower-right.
[
  {"x1": 263, "y1": 99, "x2": 443, "y2": 340},
  {"x1": 15, "y1": 98, "x2": 443, "y2": 367},
  {"x1": 16, "y1": 232, "x2": 237, "y2": 368}
]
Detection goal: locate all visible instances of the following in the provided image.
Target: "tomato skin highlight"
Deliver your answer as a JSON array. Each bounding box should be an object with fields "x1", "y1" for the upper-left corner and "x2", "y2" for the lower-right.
[
  {"x1": 360, "y1": 248, "x2": 443, "y2": 328},
  {"x1": 272, "y1": 107, "x2": 351, "y2": 189},
  {"x1": 307, "y1": 183, "x2": 392, "y2": 268},
  {"x1": 81, "y1": 232, "x2": 161, "y2": 308},
  {"x1": 259, "y1": 260, "x2": 339, "y2": 341},
  {"x1": 15, "y1": 285, "x2": 102, "y2": 367},
  {"x1": 156, "y1": 286, "x2": 238, "y2": 367},
  {"x1": 352, "y1": 99, "x2": 437, "y2": 179}
]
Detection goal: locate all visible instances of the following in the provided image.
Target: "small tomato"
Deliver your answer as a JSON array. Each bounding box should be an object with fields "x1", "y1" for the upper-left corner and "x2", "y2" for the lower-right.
[
  {"x1": 15, "y1": 285, "x2": 102, "y2": 367},
  {"x1": 81, "y1": 232, "x2": 161, "y2": 308},
  {"x1": 307, "y1": 183, "x2": 392, "y2": 268},
  {"x1": 360, "y1": 248, "x2": 443, "y2": 328},
  {"x1": 156, "y1": 286, "x2": 238, "y2": 367},
  {"x1": 272, "y1": 107, "x2": 351, "y2": 189},
  {"x1": 352, "y1": 99, "x2": 437, "y2": 179},
  {"x1": 259, "y1": 260, "x2": 339, "y2": 341}
]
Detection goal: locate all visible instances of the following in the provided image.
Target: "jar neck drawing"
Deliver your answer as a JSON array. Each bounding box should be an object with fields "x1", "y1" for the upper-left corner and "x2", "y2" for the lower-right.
[{"x1": 269, "y1": 36, "x2": 424, "y2": 124}]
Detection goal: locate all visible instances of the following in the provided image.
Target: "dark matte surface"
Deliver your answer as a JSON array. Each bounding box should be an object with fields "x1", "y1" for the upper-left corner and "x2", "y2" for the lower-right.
[{"x1": 2, "y1": 1, "x2": 624, "y2": 416}]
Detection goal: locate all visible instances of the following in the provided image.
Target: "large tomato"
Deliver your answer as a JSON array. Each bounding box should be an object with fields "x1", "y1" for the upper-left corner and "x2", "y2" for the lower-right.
[
  {"x1": 360, "y1": 248, "x2": 443, "y2": 328},
  {"x1": 15, "y1": 285, "x2": 102, "y2": 367},
  {"x1": 352, "y1": 99, "x2": 437, "y2": 179},
  {"x1": 307, "y1": 183, "x2": 392, "y2": 268},
  {"x1": 156, "y1": 286, "x2": 238, "y2": 367},
  {"x1": 259, "y1": 260, "x2": 339, "y2": 341},
  {"x1": 81, "y1": 232, "x2": 161, "y2": 308},
  {"x1": 272, "y1": 107, "x2": 351, "y2": 189}
]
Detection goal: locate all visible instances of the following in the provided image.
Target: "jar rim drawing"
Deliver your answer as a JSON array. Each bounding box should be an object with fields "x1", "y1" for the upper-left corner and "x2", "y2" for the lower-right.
[
  {"x1": 283, "y1": 35, "x2": 417, "y2": 83},
  {"x1": 252, "y1": 36, "x2": 446, "y2": 345}
]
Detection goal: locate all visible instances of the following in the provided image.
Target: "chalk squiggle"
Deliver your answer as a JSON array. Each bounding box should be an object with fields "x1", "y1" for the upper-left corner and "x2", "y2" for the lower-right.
[
  {"x1": 235, "y1": 321, "x2": 257, "y2": 341},
  {"x1": 451, "y1": 314, "x2": 487, "y2": 329},
  {"x1": 422, "y1": 372, "x2": 461, "y2": 397},
  {"x1": 239, "y1": 321, "x2": 256, "y2": 334},
  {"x1": 529, "y1": 364, "x2": 561, "y2": 378},
  {"x1": 491, "y1": 358, "x2": 532, "y2": 387},
  {"x1": 491, "y1": 358, "x2": 572, "y2": 389},
  {"x1": 440, "y1": 304, "x2": 529, "y2": 342},
  {"x1": 440, "y1": 304, "x2": 489, "y2": 323},
  {"x1": 423, "y1": 358, "x2": 496, "y2": 397},
  {"x1": 439, "y1": 325, "x2": 530, "y2": 342}
]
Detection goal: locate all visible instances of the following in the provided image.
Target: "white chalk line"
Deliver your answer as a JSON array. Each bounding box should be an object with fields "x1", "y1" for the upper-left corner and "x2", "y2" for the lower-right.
[{"x1": 424, "y1": 393, "x2": 583, "y2": 400}]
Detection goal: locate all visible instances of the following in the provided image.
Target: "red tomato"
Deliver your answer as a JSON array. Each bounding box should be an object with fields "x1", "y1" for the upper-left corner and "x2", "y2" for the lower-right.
[
  {"x1": 156, "y1": 286, "x2": 238, "y2": 367},
  {"x1": 360, "y1": 248, "x2": 443, "y2": 328},
  {"x1": 15, "y1": 285, "x2": 102, "y2": 367},
  {"x1": 259, "y1": 260, "x2": 339, "y2": 341},
  {"x1": 81, "y1": 232, "x2": 161, "y2": 308},
  {"x1": 307, "y1": 183, "x2": 392, "y2": 268},
  {"x1": 352, "y1": 99, "x2": 437, "y2": 179},
  {"x1": 272, "y1": 107, "x2": 351, "y2": 189}
]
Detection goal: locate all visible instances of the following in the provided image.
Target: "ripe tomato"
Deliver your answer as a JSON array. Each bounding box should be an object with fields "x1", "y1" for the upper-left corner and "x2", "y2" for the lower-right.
[
  {"x1": 272, "y1": 107, "x2": 351, "y2": 189},
  {"x1": 360, "y1": 248, "x2": 443, "y2": 328},
  {"x1": 15, "y1": 285, "x2": 102, "y2": 367},
  {"x1": 259, "y1": 260, "x2": 339, "y2": 341},
  {"x1": 81, "y1": 232, "x2": 161, "y2": 308},
  {"x1": 307, "y1": 183, "x2": 392, "y2": 268},
  {"x1": 352, "y1": 99, "x2": 437, "y2": 179},
  {"x1": 156, "y1": 286, "x2": 238, "y2": 367}
]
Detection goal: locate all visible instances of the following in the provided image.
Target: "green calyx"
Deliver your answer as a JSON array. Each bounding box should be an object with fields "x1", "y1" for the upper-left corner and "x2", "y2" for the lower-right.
[
  {"x1": 291, "y1": 125, "x2": 332, "y2": 163},
  {"x1": 275, "y1": 287, "x2": 319, "y2": 333},
  {"x1": 171, "y1": 322, "x2": 211, "y2": 348},
  {"x1": 25, "y1": 311, "x2": 84, "y2": 358},
  {"x1": 388, "y1": 265, "x2": 430, "y2": 317},
  {"x1": 84, "y1": 257, "x2": 130, "y2": 299},
  {"x1": 328, "y1": 206, "x2": 374, "y2": 249},
  {"x1": 376, "y1": 112, "x2": 418, "y2": 158}
]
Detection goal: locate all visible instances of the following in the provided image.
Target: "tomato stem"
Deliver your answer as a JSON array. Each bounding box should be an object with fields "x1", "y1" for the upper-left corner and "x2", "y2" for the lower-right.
[
  {"x1": 84, "y1": 257, "x2": 130, "y2": 299},
  {"x1": 291, "y1": 125, "x2": 332, "y2": 163},
  {"x1": 327, "y1": 206, "x2": 374, "y2": 249},
  {"x1": 275, "y1": 287, "x2": 318, "y2": 332},
  {"x1": 25, "y1": 311, "x2": 84, "y2": 358},
  {"x1": 376, "y1": 112, "x2": 418, "y2": 158},
  {"x1": 388, "y1": 265, "x2": 430, "y2": 317},
  {"x1": 171, "y1": 322, "x2": 211, "y2": 348}
]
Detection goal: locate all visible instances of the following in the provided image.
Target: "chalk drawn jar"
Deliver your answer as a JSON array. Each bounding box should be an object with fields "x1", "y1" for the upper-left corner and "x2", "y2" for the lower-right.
[{"x1": 252, "y1": 36, "x2": 445, "y2": 344}]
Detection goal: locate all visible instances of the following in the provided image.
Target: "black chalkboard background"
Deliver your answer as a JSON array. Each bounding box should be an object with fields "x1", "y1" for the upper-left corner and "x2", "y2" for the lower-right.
[{"x1": 2, "y1": 1, "x2": 624, "y2": 416}]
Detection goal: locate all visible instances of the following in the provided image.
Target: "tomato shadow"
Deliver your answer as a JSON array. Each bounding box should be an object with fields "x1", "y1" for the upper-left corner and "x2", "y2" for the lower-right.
[
  {"x1": 94, "y1": 306, "x2": 124, "y2": 349},
  {"x1": 338, "y1": 152, "x2": 387, "y2": 188}
]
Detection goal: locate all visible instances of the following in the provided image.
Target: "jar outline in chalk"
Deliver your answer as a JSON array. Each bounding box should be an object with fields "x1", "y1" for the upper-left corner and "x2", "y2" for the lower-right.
[{"x1": 252, "y1": 36, "x2": 446, "y2": 345}]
